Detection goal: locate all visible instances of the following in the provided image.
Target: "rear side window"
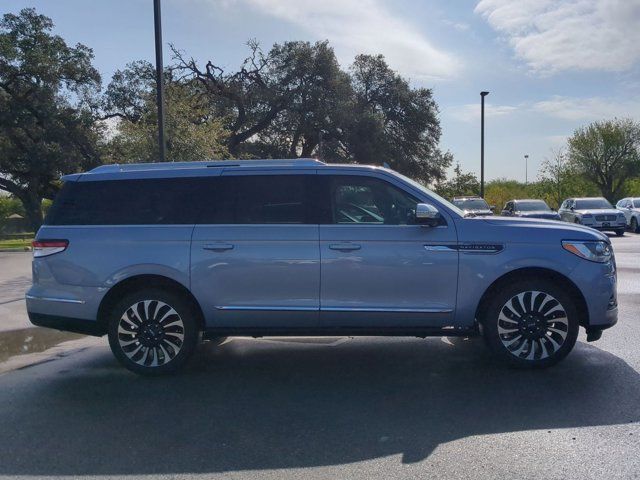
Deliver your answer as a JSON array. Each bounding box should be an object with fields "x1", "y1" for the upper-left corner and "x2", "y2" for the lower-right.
[
  {"x1": 45, "y1": 178, "x2": 206, "y2": 225},
  {"x1": 199, "y1": 174, "x2": 316, "y2": 224}
]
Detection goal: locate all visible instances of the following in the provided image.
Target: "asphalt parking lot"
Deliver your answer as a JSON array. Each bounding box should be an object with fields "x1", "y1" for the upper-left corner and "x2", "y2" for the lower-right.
[{"x1": 0, "y1": 234, "x2": 638, "y2": 479}]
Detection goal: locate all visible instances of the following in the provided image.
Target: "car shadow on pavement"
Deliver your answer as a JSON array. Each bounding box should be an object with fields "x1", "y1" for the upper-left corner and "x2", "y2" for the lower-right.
[{"x1": 0, "y1": 336, "x2": 638, "y2": 476}]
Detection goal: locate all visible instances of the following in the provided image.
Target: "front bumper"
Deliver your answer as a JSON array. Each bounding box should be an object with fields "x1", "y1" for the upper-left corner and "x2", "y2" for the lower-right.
[
  {"x1": 583, "y1": 220, "x2": 626, "y2": 230},
  {"x1": 569, "y1": 257, "x2": 618, "y2": 331}
]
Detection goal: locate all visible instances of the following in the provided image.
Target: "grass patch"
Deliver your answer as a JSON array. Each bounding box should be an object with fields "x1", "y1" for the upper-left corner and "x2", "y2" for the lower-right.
[{"x1": 0, "y1": 238, "x2": 33, "y2": 250}]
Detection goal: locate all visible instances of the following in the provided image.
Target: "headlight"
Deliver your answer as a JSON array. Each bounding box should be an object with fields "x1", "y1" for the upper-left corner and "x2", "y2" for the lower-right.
[{"x1": 562, "y1": 240, "x2": 612, "y2": 263}]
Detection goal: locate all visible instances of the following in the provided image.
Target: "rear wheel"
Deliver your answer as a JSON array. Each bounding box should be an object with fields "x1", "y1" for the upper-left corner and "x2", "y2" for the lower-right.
[
  {"x1": 482, "y1": 279, "x2": 579, "y2": 368},
  {"x1": 631, "y1": 217, "x2": 639, "y2": 233},
  {"x1": 107, "y1": 288, "x2": 199, "y2": 375}
]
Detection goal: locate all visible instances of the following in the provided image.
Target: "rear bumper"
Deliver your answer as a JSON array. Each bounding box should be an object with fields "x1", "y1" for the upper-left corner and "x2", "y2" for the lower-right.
[{"x1": 28, "y1": 312, "x2": 106, "y2": 337}]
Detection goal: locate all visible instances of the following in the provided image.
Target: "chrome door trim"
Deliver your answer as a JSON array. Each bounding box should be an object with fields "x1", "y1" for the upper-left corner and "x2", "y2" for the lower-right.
[
  {"x1": 322, "y1": 307, "x2": 453, "y2": 313},
  {"x1": 25, "y1": 294, "x2": 85, "y2": 305},
  {"x1": 215, "y1": 305, "x2": 453, "y2": 313},
  {"x1": 215, "y1": 305, "x2": 319, "y2": 311}
]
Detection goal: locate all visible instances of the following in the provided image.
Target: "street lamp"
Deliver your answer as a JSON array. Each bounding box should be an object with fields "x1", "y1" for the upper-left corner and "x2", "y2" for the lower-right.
[
  {"x1": 524, "y1": 154, "x2": 529, "y2": 185},
  {"x1": 153, "y1": 0, "x2": 166, "y2": 162},
  {"x1": 480, "y1": 91, "x2": 489, "y2": 197}
]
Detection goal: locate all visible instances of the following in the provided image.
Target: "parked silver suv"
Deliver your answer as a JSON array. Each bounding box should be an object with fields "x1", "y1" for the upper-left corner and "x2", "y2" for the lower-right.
[
  {"x1": 558, "y1": 197, "x2": 626, "y2": 236},
  {"x1": 616, "y1": 198, "x2": 640, "y2": 233},
  {"x1": 27, "y1": 160, "x2": 618, "y2": 374}
]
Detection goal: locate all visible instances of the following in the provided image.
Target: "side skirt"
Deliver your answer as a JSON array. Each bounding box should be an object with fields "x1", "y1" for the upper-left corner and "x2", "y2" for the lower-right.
[{"x1": 203, "y1": 326, "x2": 479, "y2": 340}]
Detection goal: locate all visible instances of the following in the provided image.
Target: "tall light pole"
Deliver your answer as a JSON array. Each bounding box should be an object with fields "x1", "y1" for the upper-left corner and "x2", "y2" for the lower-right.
[
  {"x1": 480, "y1": 91, "x2": 489, "y2": 197},
  {"x1": 524, "y1": 154, "x2": 529, "y2": 185},
  {"x1": 153, "y1": 0, "x2": 166, "y2": 162}
]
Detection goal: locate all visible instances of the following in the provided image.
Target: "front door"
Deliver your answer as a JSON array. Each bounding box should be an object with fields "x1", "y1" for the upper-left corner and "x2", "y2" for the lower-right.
[
  {"x1": 318, "y1": 173, "x2": 459, "y2": 328},
  {"x1": 191, "y1": 172, "x2": 320, "y2": 328}
]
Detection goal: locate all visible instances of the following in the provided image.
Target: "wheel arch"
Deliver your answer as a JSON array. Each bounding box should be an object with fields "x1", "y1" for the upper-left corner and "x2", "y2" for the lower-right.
[
  {"x1": 97, "y1": 274, "x2": 205, "y2": 332},
  {"x1": 475, "y1": 267, "x2": 589, "y2": 328}
]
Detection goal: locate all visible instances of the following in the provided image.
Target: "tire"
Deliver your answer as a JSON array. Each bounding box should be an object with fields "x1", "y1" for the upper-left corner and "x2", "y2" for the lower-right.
[
  {"x1": 107, "y1": 288, "x2": 199, "y2": 375},
  {"x1": 481, "y1": 278, "x2": 579, "y2": 368},
  {"x1": 631, "y1": 217, "x2": 639, "y2": 234},
  {"x1": 615, "y1": 228, "x2": 625, "y2": 237}
]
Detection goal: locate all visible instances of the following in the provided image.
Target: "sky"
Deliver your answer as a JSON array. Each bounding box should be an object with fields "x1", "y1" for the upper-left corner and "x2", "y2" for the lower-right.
[{"x1": 3, "y1": 0, "x2": 640, "y2": 181}]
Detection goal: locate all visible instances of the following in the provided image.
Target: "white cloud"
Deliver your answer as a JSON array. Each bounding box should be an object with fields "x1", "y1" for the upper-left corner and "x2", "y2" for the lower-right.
[
  {"x1": 446, "y1": 103, "x2": 518, "y2": 123},
  {"x1": 475, "y1": 0, "x2": 640, "y2": 74},
  {"x1": 230, "y1": 0, "x2": 460, "y2": 81},
  {"x1": 532, "y1": 95, "x2": 640, "y2": 121},
  {"x1": 447, "y1": 95, "x2": 640, "y2": 123}
]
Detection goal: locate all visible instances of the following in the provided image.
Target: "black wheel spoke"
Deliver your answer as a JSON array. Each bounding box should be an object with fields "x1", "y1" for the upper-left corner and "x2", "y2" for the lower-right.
[
  {"x1": 498, "y1": 291, "x2": 568, "y2": 360},
  {"x1": 117, "y1": 300, "x2": 184, "y2": 367}
]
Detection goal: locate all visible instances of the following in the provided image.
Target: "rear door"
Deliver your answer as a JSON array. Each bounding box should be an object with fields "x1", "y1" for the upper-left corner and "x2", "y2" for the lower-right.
[
  {"x1": 190, "y1": 171, "x2": 321, "y2": 328},
  {"x1": 318, "y1": 172, "x2": 459, "y2": 328}
]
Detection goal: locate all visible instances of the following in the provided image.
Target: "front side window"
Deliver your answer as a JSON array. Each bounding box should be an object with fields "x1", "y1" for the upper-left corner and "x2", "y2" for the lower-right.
[{"x1": 327, "y1": 176, "x2": 420, "y2": 225}]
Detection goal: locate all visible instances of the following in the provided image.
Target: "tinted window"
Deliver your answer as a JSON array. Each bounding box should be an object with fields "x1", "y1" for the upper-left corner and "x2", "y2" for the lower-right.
[
  {"x1": 45, "y1": 178, "x2": 206, "y2": 225},
  {"x1": 575, "y1": 198, "x2": 613, "y2": 209},
  {"x1": 327, "y1": 176, "x2": 419, "y2": 225},
  {"x1": 200, "y1": 174, "x2": 314, "y2": 224},
  {"x1": 453, "y1": 198, "x2": 490, "y2": 210},
  {"x1": 515, "y1": 200, "x2": 551, "y2": 211}
]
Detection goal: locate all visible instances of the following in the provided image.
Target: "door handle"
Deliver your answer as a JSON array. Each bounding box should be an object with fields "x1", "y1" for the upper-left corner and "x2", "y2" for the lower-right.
[
  {"x1": 203, "y1": 243, "x2": 234, "y2": 252},
  {"x1": 329, "y1": 243, "x2": 361, "y2": 251}
]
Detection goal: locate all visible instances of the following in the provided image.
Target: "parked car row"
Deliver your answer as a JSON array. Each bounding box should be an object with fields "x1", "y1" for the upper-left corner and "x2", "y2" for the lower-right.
[{"x1": 450, "y1": 195, "x2": 640, "y2": 235}]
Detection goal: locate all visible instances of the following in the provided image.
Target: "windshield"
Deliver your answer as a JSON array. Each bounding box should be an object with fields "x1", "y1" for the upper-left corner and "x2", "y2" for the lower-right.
[
  {"x1": 516, "y1": 200, "x2": 550, "y2": 211},
  {"x1": 453, "y1": 198, "x2": 489, "y2": 210},
  {"x1": 575, "y1": 198, "x2": 613, "y2": 209}
]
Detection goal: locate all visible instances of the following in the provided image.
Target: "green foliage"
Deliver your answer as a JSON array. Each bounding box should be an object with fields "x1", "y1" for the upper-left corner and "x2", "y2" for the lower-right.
[
  {"x1": 0, "y1": 8, "x2": 102, "y2": 230},
  {"x1": 173, "y1": 42, "x2": 452, "y2": 183},
  {"x1": 104, "y1": 65, "x2": 230, "y2": 163},
  {"x1": 0, "y1": 195, "x2": 24, "y2": 219},
  {"x1": 434, "y1": 163, "x2": 479, "y2": 199},
  {"x1": 483, "y1": 179, "x2": 534, "y2": 211},
  {"x1": 567, "y1": 118, "x2": 640, "y2": 202}
]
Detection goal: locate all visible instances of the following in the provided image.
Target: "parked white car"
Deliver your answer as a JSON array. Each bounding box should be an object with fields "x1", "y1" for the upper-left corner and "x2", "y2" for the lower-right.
[{"x1": 616, "y1": 198, "x2": 640, "y2": 233}]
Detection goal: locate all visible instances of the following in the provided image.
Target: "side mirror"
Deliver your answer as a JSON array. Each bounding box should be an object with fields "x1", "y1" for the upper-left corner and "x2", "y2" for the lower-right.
[
  {"x1": 489, "y1": 205, "x2": 496, "y2": 211},
  {"x1": 570, "y1": 206, "x2": 574, "y2": 211},
  {"x1": 628, "y1": 205, "x2": 633, "y2": 210},
  {"x1": 415, "y1": 203, "x2": 440, "y2": 226}
]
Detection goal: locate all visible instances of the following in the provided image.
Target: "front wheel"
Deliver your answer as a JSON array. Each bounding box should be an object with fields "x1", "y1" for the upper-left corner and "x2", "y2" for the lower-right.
[
  {"x1": 107, "y1": 288, "x2": 199, "y2": 375},
  {"x1": 615, "y1": 228, "x2": 625, "y2": 237},
  {"x1": 631, "y1": 217, "x2": 639, "y2": 233},
  {"x1": 482, "y1": 279, "x2": 579, "y2": 368}
]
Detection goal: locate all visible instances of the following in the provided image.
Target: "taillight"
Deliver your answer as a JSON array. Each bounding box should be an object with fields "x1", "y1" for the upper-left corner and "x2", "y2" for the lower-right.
[{"x1": 32, "y1": 239, "x2": 69, "y2": 258}]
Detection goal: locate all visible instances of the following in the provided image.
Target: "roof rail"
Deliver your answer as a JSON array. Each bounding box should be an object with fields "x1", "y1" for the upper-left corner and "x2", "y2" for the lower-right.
[{"x1": 88, "y1": 158, "x2": 325, "y2": 174}]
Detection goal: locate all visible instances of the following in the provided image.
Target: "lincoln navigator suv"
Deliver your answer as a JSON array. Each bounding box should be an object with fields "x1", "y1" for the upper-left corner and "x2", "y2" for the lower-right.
[{"x1": 27, "y1": 159, "x2": 618, "y2": 374}]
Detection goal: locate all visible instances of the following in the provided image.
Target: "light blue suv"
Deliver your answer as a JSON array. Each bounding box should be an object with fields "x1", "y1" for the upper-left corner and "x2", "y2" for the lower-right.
[{"x1": 27, "y1": 159, "x2": 618, "y2": 374}]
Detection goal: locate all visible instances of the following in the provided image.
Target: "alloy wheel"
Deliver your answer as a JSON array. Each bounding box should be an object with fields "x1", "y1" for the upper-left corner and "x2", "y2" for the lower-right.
[
  {"x1": 117, "y1": 300, "x2": 185, "y2": 367},
  {"x1": 497, "y1": 291, "x2": 569, "y2": 361}
]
